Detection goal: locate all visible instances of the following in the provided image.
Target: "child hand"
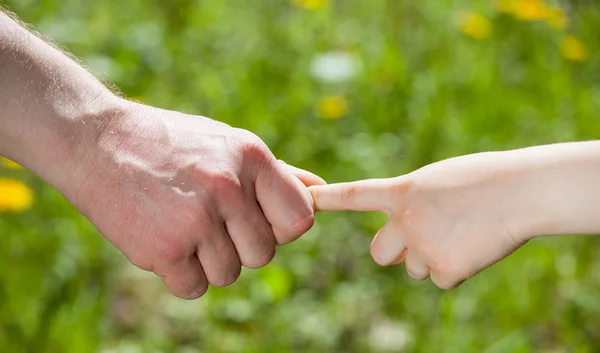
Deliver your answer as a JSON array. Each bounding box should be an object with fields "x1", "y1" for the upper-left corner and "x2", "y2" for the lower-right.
[{"x1": 308, "y1": 151, "x2": 534, "y2": 289}]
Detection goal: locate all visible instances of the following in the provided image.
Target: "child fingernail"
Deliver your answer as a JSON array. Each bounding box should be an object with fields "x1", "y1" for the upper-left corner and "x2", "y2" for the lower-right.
[{"x1": 392, "y1": 249, "x2": 408, "y2": 264}]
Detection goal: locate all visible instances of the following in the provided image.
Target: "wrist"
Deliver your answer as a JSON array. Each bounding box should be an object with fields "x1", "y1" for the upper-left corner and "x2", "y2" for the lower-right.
[
  {"x1": 0, "y1": 12, "x2": 130, "y2": 199},
  {"x1": 484, "y1": 149, "x2": 554, "y2": 242},
  {"x1": 9, "y1": 90, "x2": 128, "y2": 201},
  {"x1": 58, "y1": 93, "x2": 130, "y2": 196},
  {"x1": 481, "y1": 152, "x2": 542, "y2": 243}
]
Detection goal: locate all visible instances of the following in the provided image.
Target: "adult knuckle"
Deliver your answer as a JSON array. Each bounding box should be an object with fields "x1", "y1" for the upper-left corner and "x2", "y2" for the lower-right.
[
  {"x1": 178, "y1": 205, "x2": 211, "y2": 234},
  {"x1": 236, "y1": 129, "x2": 269, "y2": 161},
  {"x1": 190, "y1": 164, "x2": 211, "y2": 182},
  {"x1": 191, "y1": 209, "x2": 214, "y2": 233},
  {"x1": 210, "y1": 263, "x2": 242, "y2": 288},
  {"x1": 154, "y1": 236, "x2": 189, "y2": 264},
  {"x1": 281, "y1": 207, "x2": 314, "y2": 241},
  {"x1": 204, "y1": 170, "x2": 243, "y2": 202},
  {"x1": 212, "y1": 170, "x2": 242, "y2": 191},
  {"x1": 126, "y1": 253, "x2": 153, "y2": 271},
  {"x1": 244, "y1": 244, "x2": 276, "y2": 269},
  {"x1": 191, "y1": 165, "x2": 242, "y2": 194}
]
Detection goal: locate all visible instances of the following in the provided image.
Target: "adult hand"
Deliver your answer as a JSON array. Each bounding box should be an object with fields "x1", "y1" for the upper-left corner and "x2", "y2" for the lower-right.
[
  {"x1": 0, "y1": 11, "x2": 325, "y2": 299},
  {"x1": 69, "y1": 100, "x2": 324, "y2": 299}
]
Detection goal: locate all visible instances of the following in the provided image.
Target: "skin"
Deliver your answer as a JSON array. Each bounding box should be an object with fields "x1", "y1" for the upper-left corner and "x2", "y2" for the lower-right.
[
  {"x1": 310, "y1": 141, "x2": 600, "y2": 289},
  {"x1": 0, "y1": 11, "x2": 325, "y2": 299},
  {"x1": 5, "y1": 9, "x2": 598, "y2": 297}
]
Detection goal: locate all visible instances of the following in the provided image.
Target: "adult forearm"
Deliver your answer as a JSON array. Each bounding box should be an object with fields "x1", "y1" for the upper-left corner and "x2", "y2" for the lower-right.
[{"x1": 0, "y1": 11, "x2": 120, "y2": 194}]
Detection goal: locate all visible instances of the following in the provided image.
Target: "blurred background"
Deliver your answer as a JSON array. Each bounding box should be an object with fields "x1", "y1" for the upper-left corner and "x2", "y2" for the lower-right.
[{"x1": 1, "y1": 0, "x2": 600, "y2": 352}]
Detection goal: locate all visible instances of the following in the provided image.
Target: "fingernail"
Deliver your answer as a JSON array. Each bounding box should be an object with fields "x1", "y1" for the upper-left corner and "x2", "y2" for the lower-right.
[{"x1": 391, "y1": 249, "x2": 408, "y2": 265}]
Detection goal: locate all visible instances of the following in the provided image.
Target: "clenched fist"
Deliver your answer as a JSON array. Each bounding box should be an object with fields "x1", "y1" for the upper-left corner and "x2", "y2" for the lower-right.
[
  {"x1": 0, "y1": 12, "x2": 325, "y2": 300},
  {"x1": 68, "y1": 100, "x2": 324, "y2": 299}
]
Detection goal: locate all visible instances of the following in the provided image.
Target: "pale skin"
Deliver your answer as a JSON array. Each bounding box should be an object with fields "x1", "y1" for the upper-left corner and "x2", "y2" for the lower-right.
[
  {"x1": 3, "y1": 10, "x2": 600, "y2": 298},
  {"x1": 0, "y1": 11, "x2": 325, "y2": 299},
  {"x1": 310, "y1": 142, "x2": 600, "y2": 289}
]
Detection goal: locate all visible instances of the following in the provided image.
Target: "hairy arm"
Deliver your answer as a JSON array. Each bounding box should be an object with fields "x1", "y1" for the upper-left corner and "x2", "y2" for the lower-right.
[
  {"x1": 0, "y1": 10, "x2": 323, "y2": 299},
  {"x1": 0, "y1": 10, "x2": 120, "y2": 197}
]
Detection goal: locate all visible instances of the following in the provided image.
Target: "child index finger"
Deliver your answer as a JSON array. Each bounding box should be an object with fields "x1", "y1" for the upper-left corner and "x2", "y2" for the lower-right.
[{"x1": 308, "y1": 179, "x2": 396, "y2": 212}]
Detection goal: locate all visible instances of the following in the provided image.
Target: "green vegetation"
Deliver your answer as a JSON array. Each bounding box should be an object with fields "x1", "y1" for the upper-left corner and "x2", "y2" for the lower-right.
[{"x1": 1, "y1": 0, "x2": 600, "y2": 351}]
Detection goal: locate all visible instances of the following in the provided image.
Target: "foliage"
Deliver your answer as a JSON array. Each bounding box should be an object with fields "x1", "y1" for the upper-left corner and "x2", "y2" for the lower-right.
[{"x1": 1, "y1": 0, "x2": 600, "y2": 352}]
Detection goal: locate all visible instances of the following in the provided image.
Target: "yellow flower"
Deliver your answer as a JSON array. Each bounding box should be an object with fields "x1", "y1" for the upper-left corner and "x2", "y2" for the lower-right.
[
  {"x1": 545, "y1": 7, "x2": 568, "y2": 30},
  {"x1": 560, "y1": 36, "x2": 587, "y2": 62},
  {"x1": 495, "y1": 0, "x2": 516, "y2": 13},
  {"x1": 0, "y1": 178, "x2": 33, "y2": 212},
  {"x1": 1, "y1": 157, "x2": 22, "y2": 169},
  {"x1": 293, "y1": 0, "x2": 328, "y2": 10},
  {"x1": 317, "y1": 95, "x2": 348, "y2": 120},
  {"x1": 512, "y1": 0, "x2": 549, "y2": 21},
  {"x1": 458, "y1": 11, "x2": 492, "y2": 40},
  {"x1": 497, "y1": 0, "x2": 569, "y2": 30}
]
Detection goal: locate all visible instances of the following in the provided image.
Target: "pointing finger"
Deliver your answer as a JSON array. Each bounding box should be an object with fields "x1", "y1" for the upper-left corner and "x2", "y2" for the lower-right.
[{"x1": 308, "y1": 178, "x2": 396, "y2": 212}]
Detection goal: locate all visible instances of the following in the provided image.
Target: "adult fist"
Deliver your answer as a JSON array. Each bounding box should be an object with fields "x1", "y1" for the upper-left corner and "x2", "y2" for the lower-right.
[{"x1": 68, "y1": 99, "x2": 324, "y2": 299}]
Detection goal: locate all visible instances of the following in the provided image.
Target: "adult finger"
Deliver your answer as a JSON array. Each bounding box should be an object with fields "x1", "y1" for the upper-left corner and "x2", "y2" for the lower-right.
[
  {"x1": 196, "y1": 222, "x2": 242, "y2": 288},
  {"x1": 224, "y1": 201, "x2": 276, "y2": 269},
  {"x1": 279, "y1": 161, "x2": 327, "y2": 187},
  {"x1": 310, "y1": 179, "x2": 396, "y2": 213},
  {"x1": 255, "y1": 161, "x2": 316, "y2": 244},
  {"x1": 370, "y1": 220, "x2": 406, "y2": 266},
  {"x1": 405, "y1": 251, "x2": 429, "y2": 281},
  {"x1": 154, "y1": 256, "x2": 208, "y2": 300}
]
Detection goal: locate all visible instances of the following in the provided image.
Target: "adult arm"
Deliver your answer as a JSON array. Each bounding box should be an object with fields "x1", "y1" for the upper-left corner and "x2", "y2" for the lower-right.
[{"x1": 0, "y1": 11, "x2": 324, "y2": 299}]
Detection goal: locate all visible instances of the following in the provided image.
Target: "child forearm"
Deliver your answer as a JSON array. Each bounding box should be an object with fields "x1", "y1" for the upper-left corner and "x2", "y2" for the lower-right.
[
  {"x1": 309, "y1": 141, "x2": 600, "y2": 289},
  {"x1": 503, "y1": 141, "x2": 600, "y2": 238}
]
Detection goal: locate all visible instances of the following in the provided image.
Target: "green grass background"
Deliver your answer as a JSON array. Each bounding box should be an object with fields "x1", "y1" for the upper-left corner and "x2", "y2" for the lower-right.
[{"x1": 1, "y1": 0, "x2": 600, "y2": 352}]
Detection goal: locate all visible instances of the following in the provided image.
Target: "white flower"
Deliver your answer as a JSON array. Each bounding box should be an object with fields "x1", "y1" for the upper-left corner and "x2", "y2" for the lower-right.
[
  {"x1": 369, "y1": 319, "x2": 411, "y2": 352},
  {"x1": 309, "y1": 51, "x2": 360, "y2": 83}
]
